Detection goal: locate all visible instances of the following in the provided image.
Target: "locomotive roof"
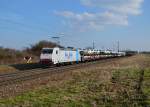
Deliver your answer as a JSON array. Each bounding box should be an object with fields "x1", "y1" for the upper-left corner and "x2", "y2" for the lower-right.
[{"x1": 42, "y1": 48, "x2": 53, "y2": 49}]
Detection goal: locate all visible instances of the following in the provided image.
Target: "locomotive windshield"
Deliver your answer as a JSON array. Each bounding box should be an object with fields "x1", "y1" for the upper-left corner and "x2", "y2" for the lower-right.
[{"x1": 42, "y1": 49, "x2": 53, "y2": 54}]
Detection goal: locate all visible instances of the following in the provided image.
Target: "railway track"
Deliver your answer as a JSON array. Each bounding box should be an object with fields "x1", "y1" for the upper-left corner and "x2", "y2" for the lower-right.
[{"x1": 0, "y1": 57, "x2": 126, "y2": 87}]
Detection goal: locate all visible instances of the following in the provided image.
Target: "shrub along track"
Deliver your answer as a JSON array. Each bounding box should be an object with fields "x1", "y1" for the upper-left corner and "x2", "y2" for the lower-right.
[{"x1": 0, "y1": 57, "x2": 126, "y2": 87}]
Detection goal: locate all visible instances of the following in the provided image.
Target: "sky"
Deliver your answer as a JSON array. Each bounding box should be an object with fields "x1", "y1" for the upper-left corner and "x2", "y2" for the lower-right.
[{"x1": 0, "y1": 0, "x2": 149, "y2": 51}]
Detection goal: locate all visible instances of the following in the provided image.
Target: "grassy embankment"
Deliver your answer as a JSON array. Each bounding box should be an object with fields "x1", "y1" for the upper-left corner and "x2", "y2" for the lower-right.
[{"x1": 0, "y1": 54, "x2": 150, "y2": 107}]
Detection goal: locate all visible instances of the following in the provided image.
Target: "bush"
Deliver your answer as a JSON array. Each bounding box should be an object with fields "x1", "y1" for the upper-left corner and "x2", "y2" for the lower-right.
[
  {"x1": 25, "y1": 40, "x2": 63, "y2": 56},
  {"x1": 0, "y1": 40, "x2": 63, "y2": 64}
]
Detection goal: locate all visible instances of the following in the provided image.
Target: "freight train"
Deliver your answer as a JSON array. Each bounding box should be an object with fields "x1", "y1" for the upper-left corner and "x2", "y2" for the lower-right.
[{"x1": 40, "y1": 47, "x2": 126, "y2": 65}]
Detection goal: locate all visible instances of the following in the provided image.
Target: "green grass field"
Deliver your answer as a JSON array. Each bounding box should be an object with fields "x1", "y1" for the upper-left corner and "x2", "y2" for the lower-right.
[{"x1": 0, "y1": 54, "x2": 150, "y2": 107}]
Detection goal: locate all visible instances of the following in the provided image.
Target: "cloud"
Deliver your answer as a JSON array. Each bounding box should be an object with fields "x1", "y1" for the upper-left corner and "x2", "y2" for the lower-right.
[
  {"x1": 55, "y1": 0, "x2": 144, "y2": 31},
  {"x1": 80, "y1": 0, "x2": 144, "y2": 15},
  {"x1": 55, "y1": 11, "x2": 128, "y2": 31}
]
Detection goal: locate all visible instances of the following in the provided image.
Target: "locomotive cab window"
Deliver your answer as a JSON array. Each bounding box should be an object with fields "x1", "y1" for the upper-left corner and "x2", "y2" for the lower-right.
[
  {"x1": 56, "y1": 50, "x2": 58, "y2": 54},
  {"x1": 42, "y1": 49, "x2": 53, "y2": 54}
]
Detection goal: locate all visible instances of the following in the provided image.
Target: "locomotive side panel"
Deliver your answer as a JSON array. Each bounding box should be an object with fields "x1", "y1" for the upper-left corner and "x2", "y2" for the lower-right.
[
  {"x1": 52, "y1": 48, "x2": 81, "y2": 64},
  {"x1": 58, "y1": 50, "x2": 81, "y2": 63}
]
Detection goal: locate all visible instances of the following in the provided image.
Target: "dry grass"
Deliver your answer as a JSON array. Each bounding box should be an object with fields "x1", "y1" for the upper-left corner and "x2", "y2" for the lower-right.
[{"x1": 0, "y1": 65, "x2": 17, "y2": 73}]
